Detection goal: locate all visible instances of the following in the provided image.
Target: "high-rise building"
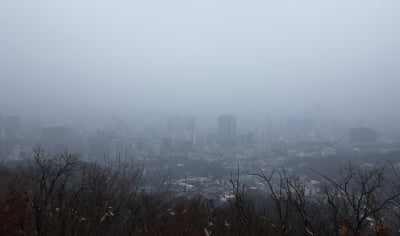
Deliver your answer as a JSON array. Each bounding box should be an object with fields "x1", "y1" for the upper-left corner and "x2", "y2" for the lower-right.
[
  {"x1": 350, "y1": 127, "x2": 377, "y2": 144},
  {"x1": 217, "y1": 114, "x2": 237, "y2": 146},
  {"x1": 38, "y1": 123, "x2": 84, "y2": 153},
  {"x1": 2, "y1": 115, "x2": 20, "y2": 138},
  {"x1": 167, "y1": 117, "x2": 196, "y2": 145},
  {"x1": 109, "y1": 139, "x2": 126, "y2": 160},
  {"x1": 39, "y1": 123, "x2": 68, "y2": 153},
  {"x1": 0, "y1": 114, "x2": 3, "y2": 138}
]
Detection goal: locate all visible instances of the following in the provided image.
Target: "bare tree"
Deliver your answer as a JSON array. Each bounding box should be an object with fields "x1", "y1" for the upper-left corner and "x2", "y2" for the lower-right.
[{"x1": 317, "y1": 164, "x2": 400, "y2": 235}]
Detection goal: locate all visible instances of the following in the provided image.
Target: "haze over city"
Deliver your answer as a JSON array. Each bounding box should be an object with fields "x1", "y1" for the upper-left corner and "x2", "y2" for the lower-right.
[
  {"x1": 1, "y1": 0, "x2": 400, "y2": 123},
  {"x1": 1, "y1": 1, "x2": 400, "y2": 235}
]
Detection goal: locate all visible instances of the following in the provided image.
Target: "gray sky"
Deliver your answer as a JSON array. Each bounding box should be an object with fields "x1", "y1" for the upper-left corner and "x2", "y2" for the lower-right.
[{"x1": 1, "y1": 0, "x2": 399, "y2": 121}]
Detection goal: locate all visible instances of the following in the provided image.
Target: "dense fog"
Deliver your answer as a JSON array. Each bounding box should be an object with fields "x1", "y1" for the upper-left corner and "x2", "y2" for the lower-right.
[
  {"x1": 1, "y1": 0, "x2": 400, "y2": 124},
  {"x1": 2, "y1": 1, "x2": 400, "y2": 235}
]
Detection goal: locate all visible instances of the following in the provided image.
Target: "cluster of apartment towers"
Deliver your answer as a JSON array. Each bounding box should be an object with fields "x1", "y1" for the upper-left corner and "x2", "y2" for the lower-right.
[{"x1": 166, "y1": 114, "x2": 237, "y2": 148}]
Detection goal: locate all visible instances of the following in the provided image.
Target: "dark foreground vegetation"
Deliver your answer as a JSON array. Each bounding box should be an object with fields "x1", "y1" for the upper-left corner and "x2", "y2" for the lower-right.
[{"x1": 1, "y1": 149, "x2": 400, "y2": 236}]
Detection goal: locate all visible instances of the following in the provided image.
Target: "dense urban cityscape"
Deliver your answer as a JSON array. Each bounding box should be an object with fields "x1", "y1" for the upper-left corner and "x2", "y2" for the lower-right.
[
  {"x1": 1, "y1": 113, "x2": 400, "y2": 200},
  {"x1": 2, "y1": 111, "x2": 400, "y2": 235}
]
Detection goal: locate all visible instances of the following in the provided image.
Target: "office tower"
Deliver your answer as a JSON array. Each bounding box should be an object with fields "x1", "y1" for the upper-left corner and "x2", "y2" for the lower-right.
[
  {"x1": 167, "y1": 117, "x2": 196, "y2": 145},
  {"x1": 39, "y1": 123, "x2": 69, "y2": 153},
  {"x1": 350, "y1": 127, "x2": 377, "y2": 144},
  {"x1": 217, "y1": 114, "x2": 237, "y2": 147},
  {"x1": 39, "y1": 123, "x2": 84, "y2": 153},
  {"x1": 109, "y1": 139, "x2": 126, "y2": 160},
  {"x1": 3, "y1": 115, "x2": 20, "y2": 138}
]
